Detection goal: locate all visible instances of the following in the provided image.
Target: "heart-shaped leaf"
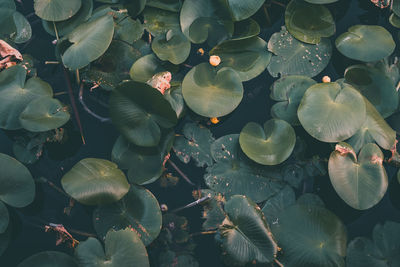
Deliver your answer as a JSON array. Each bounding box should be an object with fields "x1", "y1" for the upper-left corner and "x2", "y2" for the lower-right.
[
  {"x1": 17, "y1": 251, "x2": 78, "y2": 267},
  {"x1": 34, "y1": 0, "x2": 81, "y2": 21},
  {"x1": 152, "y1": 29, "x2": 191, "y2": 64},
  {"x1": 304, "y1": 0, "x2": 338, "y2": 3},
  {"x1": 298, "y1": 81, "x2": 366, "y2": 142},
  {"x1": 239, "y1": 119, "x2": 296, "y2": 165},
  {"x1": 224, "y1": 0, "x2": 265, "y2": 21},
  {"x1": 129, "y1": 54, "x2": 178, "y2": 83},
  {"x1": 328, "y1": 142, "x2": 388, "y2": 210},
  {"x1": 261, "y1": 185, "x2": 295, "y2": 225},
  {"x1": 146, "y1": 0, "x2": 182, "y2": 12},
  {"x1": 232, "y1": 18, "x2": 260, "y2": 40},
  {"x1": 182, "y1": 63, "x2": 243, "y2": 118},
  {"x1": 335, "y1": 25, "x2": 395, "y2": 62},
  {"x1": 143, "y1": 7, "x2": 181, "y2": 37},
  {"x1": 61, "y1": 158, "x2": 130, "y2": 205}
]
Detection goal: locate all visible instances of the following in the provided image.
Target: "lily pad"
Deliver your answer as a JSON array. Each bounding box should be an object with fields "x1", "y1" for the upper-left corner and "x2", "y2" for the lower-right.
[
  {"x1": 196, "y1": 189, "x2": 226, "y2": 230},
  {"x1": 224, "y1": 0, "x2": 265, "y2": 21},
  {"x1": 143, "y1": 7, "x2": 181, "y2": 37},
  {"x1": 335, "y1": 25, "x2": 395, "y2": 62},
  {"x1": 34, "y1": 0, "x2": 82, "y2": 21},
  {"x1": 219, "y1": 195, "x2": 278, "y2": 265},
  {"x1": 209, "y1": 36, "x2": 271, "y2": 81},
  {"x1": 232, "y1": 18, "x2": 260, "y2": 40},
  {"x1": 0, "y1": 225, "x2": 11, "y2": 257},
  {"x1": 0, "y1": 153, "x2": 35, "y2": 208},
  {"x1": 328, "y1": 142, "x2": 388, "y2": 210},
  {"x1": 285, "y1": 0, "x2": 335, "y2": 44},
  {"x1": 261, "y1": 185, "x2": 295, "y2": 225},
  {"x1": 270, "y1": 75, "x2": 316, "y2": 125},
  {"x1": 389, "y1": 13, "x2": 400, "y2": 28},
  {"x1": 146, "y1": 0, "x2": 182, "y2": 12},
  {"x1": 11, "y1": 11, "x2": 32, "y2": 44},
  {"x1": 109, "y1": 81, "x2": 177, "y2": 147},
  {"x1": 75, "y1": 229, "x2": 149, "y2": 267},
  {"x1": 0, "y1": 65, "x2": 53, "y2": 130},
  {"x1": 267, "y1": 27, "x2": 332, "y2": 77},
  {"x1": 58, "y1": 14, "x2": 114, "y2": 70},
  {"x1": 239, "y1": 119, "x2": 296, "y2": 165},
  {"x1": 130, "y1": 54, "x2": 178, "y2": 83},
  {"x1": 19, "y1": 97, "x2": 70, "y2": 132},
  {"x1": 271, "y1": 204, "x2": 347, "y2": 267},
  {"x1": 0, "y1": 202, "x2": 9, "y2": 234},
  {"x1": 152, "y1": 29, "x2": 191, "y2": 64},
  {"x1": 182, "y1": 63, "x2": 243, "y2": 118},
  {"x1": 304, "y1": 0, "x2": 338, "y2": 2},
  {"x1": 297, "y1": 81, "x2": 366, "y2": 143},
  {"x1": 163, "y1": 82, "x2": 185, "y2": 118},
  {"x1": 93, "y1": 185, "x2": 162, "y2": 246},
  {"x1": 17, "y1": 251, "x2": 78, "y2": 267},
  {"x1": 61, "y1": 158, "x2": 130, "y2": 205}
]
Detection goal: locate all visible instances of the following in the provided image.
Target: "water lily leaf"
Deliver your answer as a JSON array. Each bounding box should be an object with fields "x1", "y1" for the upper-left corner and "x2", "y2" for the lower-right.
[
  {"x1": 93, "y1": 185, "x2": 162, "y2": 246},
  {"x1": 125, "y1": 0, "x2": 147, "y2": 17},
  {"x1": 224, "y1": 0, "x2": 265, "y2": 21},
  {"x1": 267, "y1": 27, "x2": 332, "y2": 77},
  {"x1": 296, "y1": 193, "x2": 325, "y2": 207},
  {"x1": 163, "y1": 81, "x2": 185, "y2": 118},
  {"x1": 34, "y1": 0, "x2": 82, "y2": 21},
  {"x1": 143, "y1": 7, "x2": 181, "y2": 37},
  {"x1": 109, "y1": 81, "x2": 177, "y2": 147},
  {"x1": 0, "y1": 0, "x2": 16, "y2": 9},
  {"x1": 196, "y1": 189, "x2": 226, "y2": 230},
  {"x1": 346, "y1": 221, "x2": 400, "y2": 267},
  {"x1": 42, "y1": 0, "x2": 93, "y2": 37},
  {"x1": 17, "y1": 251, "x2": 78, "y2": 267},
  {"x1": 239, "y1": 119, "x2": 296, "y2": 165},
  {"x1": 19, "y1": 97, "x2": 70, "y2": 132},
  {"x1": 0, "y1": 225, "x2": 10, "y2": 257},
  {"x1": 58, "y1": 14, "x2": 114, "y2": 70},
  {"x1": 389, "y1": 13, "x2": 400, "y2": 28},
  {"x1": 114, "y1": 15, "x2": 143, "y2": 44},
  {"x1": 297, "y1": 81, "x2": 366, "y2": 143},
  {"x1": 205, "y1": 134, "x2": 284, "y2": 202},
  {"x1": 271, "y1": 204, "x2": 347, "y2": 267},
  {"x1": 13, "y1": 142, "x2": 40, "y2": 165},
  {"x1": 0, "y1": 201, "x2": 9, "y2": 234},
  {"x1": 344, "y1": 64, "x2": 398, "y2": 118},
  {"x1": 231, "y1": 18, "x2": 260, "y2": 40},
  {"x1": 173, "y1": 122, "x2": 215, "y2": 167},
  {"x1": 146, "y1": 0, "x2": 182, "y2": 12},
  {"x1": 182, "y1": 63, "x2": 243, "y2": 118},
  {"x1": 347, "y1": 98, "x2": 396, "y2": 152},
  {"x1": 209, "y1": 36, "x2": 271, "y2": 81},
  {"x1": 335, "y1": 25, "x2": 395, "y2": 62},
  {"x1": 0, "y1": 8, "x2": 17, "y2": 38},
  {"x1": 219, "y1": 195, "x2": 278, "y2": 266},
  {"x1": 11, "y1": 11, "x2": 32, "y2": 44},
  {"x1": 285, "y1": 0, "x2": 335, "y2": 44},
  {"x1": 61, "y1": 158, "x2": 130, "y2": 205},
  {"x1": 0, "y1": 153, "x2": 35, "y2": 208},
  {"x1": 304, "y1": 0, "x2": 338, "y2": 3},
  {"x1": 130, "y1": 54, "x2": 178, "y2": 83},
  {"x1": 328, "y1": 143, "x2": 387, "y2": 210},
  {"x1": 0, "y1": 65, "x2": 53, "y2": 130},
  {"x1": 180, "y1": 0, "x2": 233, "y2": 46},
  {"x1": 261, "y1": 185, "x2": 295, "y2": 225},
  {"x1": 270, "y1": 75, "x2": 316, "y2": 125},
  {"x1": 152, "y1": 29, "x2": 191, "y2": 64},
  {"x1": 75, "y1": 229, "x2": 149, "y2": 267}
]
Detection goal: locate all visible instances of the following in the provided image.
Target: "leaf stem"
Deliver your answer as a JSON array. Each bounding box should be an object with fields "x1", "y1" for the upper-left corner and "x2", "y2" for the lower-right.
[
  {"x1": 78, "y1": 84, "x2": 111, "y2": 122},
  {"x1": 190, "y1": 230, "x2": 217, "y2": 237},
  {"x1": 171, "y1": 195, "x2": 211, "y2": 213},
  {"x1": 36, "y1": 177, "x2": 69, "y2": 198},
  {"x1": 167, "y1": 159, "x2": 195, "y2": 186},
  {"x1": 52, "y1": 21, "x2": 59, "y2": 41}
]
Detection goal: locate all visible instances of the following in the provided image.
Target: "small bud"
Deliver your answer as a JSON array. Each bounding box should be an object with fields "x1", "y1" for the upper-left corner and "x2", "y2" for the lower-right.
[
  {"x1": 197, "y1": 48, "x2": 205, "y2": 56},
  {"x1": 210, "y1": 117, "x2": 219, "y2": 124},
  {"x1": 209, "y1": 55, "x2": 221, "y2": 67},
  {"x1": 160, "y1": 204, "x2": 168, "y2": 212},
  {"x1": 322, "y1": 76, "x2": 331, "y2": 83}
]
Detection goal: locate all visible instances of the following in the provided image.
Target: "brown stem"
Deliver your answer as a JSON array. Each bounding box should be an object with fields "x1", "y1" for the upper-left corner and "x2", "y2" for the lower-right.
[
  {"x1": 167, "y1": 159, "x2": 195, "y2": 186},
  {"x1": 270, "y1": 0, "x2": 286, "y2": 8},
  {"x1": 37, "y1": 177, "x2": 69, "y2": 198},
  {"x1": 190, "y1": 230, "x2": 217, "y2": 237},
  {"x1": 79, "y1": 84, "x2": 110, "y2": 122}
]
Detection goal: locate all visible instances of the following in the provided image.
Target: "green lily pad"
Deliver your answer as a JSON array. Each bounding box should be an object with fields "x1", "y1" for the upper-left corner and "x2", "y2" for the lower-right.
[
  {"x1": 11, "y1": 11, "x2": 32, "y2": 44},
  {"x1": 232, "y1": 18, "x2": 260, "y2": 40},
  {"x1": 261, "y1": 185, "x2": 295, "y2": 225},
  {"x1": 389, "y1": 13, "x2": 400, "y2": 28},
  {"x1": 125, "y1": 0, "x2": 147, "y2": 17},
  {"x1": 17, "y1": 251, "x2": 78, "y2": 267},
  {"x1": 346, "y1": 221, "x2": 400, "y2": 267},
  {"x1": 297, "y1": 82, "x2": 366, "y2": 143},
  {"x1": 347, "y1": 98, "x2": 396, "y2": 152},
  {"x1": 0, "y1": 153, "x2": 35, "y2": 208},
  {"x1": 143, "y1": 7, "x2": 181, "y2": 37},
  {"x1": 205, "y1": 134, "x2": 284, "y2": 202},
  {"x1": 224, "y1": 0, "x2": 265, "y2": 21},
  {"x1": 182, "y1": 63, "x2": 243, "y2": 118},
  {"x1": 75, "y1": 229, "x2": 149, "y2": 267},
  {"x1": 0, "y1": 8, "x2": 16, "y2": 39},
  {"x1": 267, "y1": 27, "x2": 332, "y2": 77},
  {"x1": 42, "y1": 0, "x2": 93, "y2": 37},
  {"x1": 304, "y1": 0, "x2": 338, "y2": 2},
  {"x1": 270, "y1": 75, "x2": 316, "y2": 125},
  {"x1": 146, "y1": 0, "x2": 182, "y2": 12},
  {"x1": 0, "y1": 225, "x2": 11, "y2": 257},
  {"x1": 196, "y1": 189, "x2": 226, "y2": 230},
  {"x1": 271, "y1": 204, "x2": 347, "y2": 267},
  {"x1": 93, "y1": 185, "x2": 162, "y2": 246},
  {"x1": 163, "y1": 81, "x2": 185, "y2": 118},
  {"x1": 61, "y1": 158, "x2": 130, "y2": 205},
  {"x1": 209, "y1": 36, "x2": 271, "y2": 81},
  {"x1": 296, "y1": 193, "x2": 325, "y2": 207},
  {"x1": 239, "y1": 119, "x2": 296, "y2": 165},
  {"x1": 19, "y1": 97, "x2": 70, "y2": 132},
  {"x1": 0, "y1": 201, "x2": 9, "y2": 234},
  {"x1": 114, "y1": 15, "x2": 143, "y2": 45},
  {"x1": 109, "y1": 81, "x2": 177, "y2": 147},
  {"x1": 173, "y1": 122, "x2": 215, "y2": 167},
  {"x1": 152, "y1": 29, "x2": 191, "y2": 64},
  {"x1": 344, "y1": 64, "x2": 398, "y2": 118},
  {"x1": 34, "y1": 0, "x2": 82, "y2": 21},
  {"x1": 219, "y1": 195, "x2": 278, "y2": 266},
  {"x1": 328, "y1": 142, "x2": 387, "y2": 210},
  {"x1": 335, "y1": 25, "x2": 395, "y2": 62},
  {"x1": 129, "y1": 54, "x2": 178, "y2": 83},
  {"x1": 0, "y1": 65, "x2": 53, "y2": 130},
  {"x1": 58, "y1": 14, "x2": 114, "y2": 70},
  {"x1": 285, "y1": 0, "x2": 335, "y2": 44}
]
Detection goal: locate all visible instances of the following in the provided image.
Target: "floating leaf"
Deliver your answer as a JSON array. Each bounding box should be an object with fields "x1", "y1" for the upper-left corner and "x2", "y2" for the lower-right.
[
  {"x1": 271, "y1": 204, "x2": 347, "y2": 267},
  {"x1": 61, "y1": 158, "x2": 130, "y2": 205},
  {"x1": 17, "y1": 251, "x2": 78, "y2": 267},
  {"x1": 0, "y1": 153, "x2": 35, "y2": 208},
  {"x1": 125, "y1": 0, "x2": 147, "y2": 17},
  {"x1": 224, "y1": 0, "x2": 265, "y2": 21},
  {"x1": 0, "y1": 225, "x2": 10, "y2": 257},
  {"x1": 34, "y1": 0, "x2": 82, "y2": 21},
  {"x1": 130, "y1": 54, "x2": 178, "y2": 83},
  {"x1": 328, "y1": 143, "x2": 387, "y2": 210},
  {"x1": 219, "y1": 195, "x2": 278, "y2": 266},
  {"x1": 261, "y1": 185, "x2": 295, "y2": 225},
  {"x1": 11, "y1": 11, "x2": 32, "y2": 44},
  {"x1": 109, "y1": 81, "x2": 177, "y2": 147},
  {"x1": 304, "y1": 0, "x2": 338, "y2": 3},
  {"x1": 196, "y1": 189, "x2": 226, "y2": 230},
  {"x1": 0, "y1": 202, "x2": 9, "y2": 234},
  {"x1": 152, "y1": 29, "x2": 191, "y2": 64},
  {"x1": 296, "y1": 193, "x2": 325, "y2": 207},
  {"x1": 267, "y1": 27, "x2": 332, "y2": 77},
  {"x1": 285, "y1": 0, "x2": 335, "y2": 44},
  {"x1": 239, "y1": 119, "x2": 296, "y2": 165},
  {"x1": 270, "y1": 75, "x2": 316, "y2": 125},
  {"x1": 75, "y1": 229, "x2": 149, "y2": 267},
  {"x1": 143, "y1": 7, "x2": 181, "y2": 37},
  {"x1": 335, "y1": 25, "x2": 395, "y2": 62},
  {"x1": 182, "y1": 63, "x2": 243, "y2": 118},
  {"x1": 163, "y1": 81, "x2": 185, "y2": 118},
  {"x1": 146, "y1": 0, "x2": 182, "y2": 12},
  {"x1": 298, "y1": 81, "x2": 366, "y2": 142},
  {"x1": 231, "y1": 18, "x2": 260, "y2": 40},
  {"x1": 389, "y1": 13, "x2": 400, "y2": 28}
]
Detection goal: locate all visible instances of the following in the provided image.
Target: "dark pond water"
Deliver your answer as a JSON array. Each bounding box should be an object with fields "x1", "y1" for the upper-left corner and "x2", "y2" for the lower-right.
[{"x1": 1, "y1": 0, "x2": 400, "y2": 266}]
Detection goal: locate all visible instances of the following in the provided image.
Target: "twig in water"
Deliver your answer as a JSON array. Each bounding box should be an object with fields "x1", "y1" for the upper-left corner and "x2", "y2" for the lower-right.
[
  {"x1": 37, "y1": 177, "x2": 69, "y2": 198},
  {"x1": 79, "y1": 84, "x2": 111, "y2": 122},
  {"x1": 171, "y1": 195, "x2": 211, "y2": 213},
  {"x1": 190, "y1": 230, "x2": 217, "y2": 238},
  {"x1": 167, "y1": 159, "x2": 195, "y2": 186}
]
